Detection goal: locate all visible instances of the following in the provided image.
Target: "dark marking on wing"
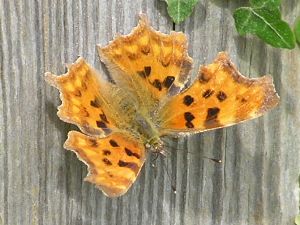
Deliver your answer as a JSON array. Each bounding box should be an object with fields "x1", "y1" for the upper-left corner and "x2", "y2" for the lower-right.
[
  {"x1": 163, "y1": 76, "x2": 175, "y2": 88},
  {"x1": 183, "y1": 95, "x2": 194, "y2": 106},
  {"x1": 103, "y1": 150, "x2": 111, "y2": 156},
  {"x1": 202, "y1": 89, "x2": 214, "y2": 98},
  {"x1": 184, "y1": 112, "x2": 195, "y2": 122},
  {"x1": 137, "y1": 66, "x2": 151, "y2": 78},
  {"x1": 109, "y1": 139, "x2": 119, "y2": 147},
  {"x1": 100, "y1": 113, "x2": 109, "y2": 123},
  {"x1": 144, "y1": 66, "x2": 151, "y2": 76},
  {"x1": 103, "y1": 158, "x2": 112, "y2": 166},
  {"x1": 138, "y1": 71, "x2": 146, "y2": 78},
  {"x1": 141, "y1": 46, "x2": 150, "y2": 55},
  {"x1": 118, "y1": 160, "x2": 139, "y2": 174},
  {"x1": 125, "y1": 147, "x2": 140, "y2": 159},
  {"x1": 184, "y1": 112, "x2": 195, "y2": 128},
  {"x1": 90, "y1": 97, "x2": 101, "y2": 108},
  {"x1": 89, "y1": 139, "x2": 98, "y2": 147},
  {"x1": 217, "y1": 91, "x2": 227, "y2": 102},
  {"x1": 152, "y1": 79, "x2": 162, "y2": 91},
  {"x1": 206, "y1": 107, "x2": 220, "y2": 121},
  {"x1": 185, "y1": 121, "x2": 194, "y2": 128},
  {"x1": 205, "y1": 107, "x2": 221, "y2": 129},
  {"x1": 74, "y1": 90, "x2": 82, "y2": 97},
  {"x1": 96, "y1": 121, "x2": 107, "y2": 129}
]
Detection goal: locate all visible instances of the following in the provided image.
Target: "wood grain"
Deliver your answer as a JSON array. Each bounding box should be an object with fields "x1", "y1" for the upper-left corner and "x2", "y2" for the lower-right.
[{"x1": 0, "y1": 0, "x2": 299, "y2": 224}]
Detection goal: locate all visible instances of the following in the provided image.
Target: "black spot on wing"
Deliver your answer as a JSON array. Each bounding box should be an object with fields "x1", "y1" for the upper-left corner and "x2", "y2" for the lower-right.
[
  {"x1": 184, "y1": 112, "x2": 195, "y2": 122},
  {"x1": 137, "y1": 71, "x2": 146, "y2": 78},
  {"x1": 206, "y1": 107, "x2": 220, "y2": 121},
  {"x1": 90, "y1": 97, "x2": 101, "y2": 108},
  {"x1": 103, "y1": 158, "x2": 112, "y2": 166},
  {"x1": 118, "y1": 160, "x2": 139, "y2": 174},
  {"x1": 125, "y1": 148, "x2": 140, "y2": 159},
  {"x1": 163, "y1": 76, "x2": 175, "y2": 88},
  {"x1": 144, "y1": 66, "x2": 151, "y2": 76},
  {"x1": 152, "y1": 79, "x2": 162, "y2": 91},
  {"x1": 100, "y1": 113, "x2": 109, "y2": 123},
  {"x1": 118, "y1": 160, "x2": 128, "y2": 167},
  {"x1": 205, "y1": 107, "x2": 221, "y2": 129},
  {"x1": 184, "y1": 112, "x2": 195, "y2": 129},
  {"x1": 103, "y1": 150, "x2": 111, "y2": 156},
  {"x1": 109, "y1": 139, "x2": 119, "y2": 147},
  {"x1": 202, "y1": 89, "x2": 214, "y2": 98},
  {"x1": 183, "y1": 95, "x2": 194, "y2": 106},
  {"x1": 185, "y1": 121, "x2": 194, "y2": 128},
  {"x1": 96, "y1": 121, "x2": 107, "y2": 129},
  {"x1": 217, "y1": 91, "x2": 227, "y2": 102},
  {"x1": 137, "y1": 66, "x2": 151, "y2": 78}
]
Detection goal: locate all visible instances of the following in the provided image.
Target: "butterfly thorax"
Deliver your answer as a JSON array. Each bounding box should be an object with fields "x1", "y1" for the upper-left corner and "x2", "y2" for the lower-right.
[{"x1": 100, "y1": 82, "x2": 165, "y2": 154}]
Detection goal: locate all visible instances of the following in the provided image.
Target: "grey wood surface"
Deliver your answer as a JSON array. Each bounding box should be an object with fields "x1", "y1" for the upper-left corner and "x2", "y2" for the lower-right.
[{"x1": 0, "y1": 0, "x2": 299, "y2": 224}]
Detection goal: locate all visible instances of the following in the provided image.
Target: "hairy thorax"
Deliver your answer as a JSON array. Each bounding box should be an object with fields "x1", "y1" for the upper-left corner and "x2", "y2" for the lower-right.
[{"x1": 102, "y1": 84, "x2": 164, "y2": 153}]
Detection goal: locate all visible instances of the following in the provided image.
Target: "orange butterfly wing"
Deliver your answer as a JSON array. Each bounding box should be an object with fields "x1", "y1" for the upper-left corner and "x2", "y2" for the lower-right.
[
  {"x1": 98, "y1": 15, "x2": 193, "y2": 100},
  {"x1": 45, "y1": 58, "x2": 116, "y2": 137},
  {"x1": 65, "y1": 131, "x2": 146, "y2": 197},
  {"x1": 159, "y1": 52, "x2": 280, "y2": 133}
]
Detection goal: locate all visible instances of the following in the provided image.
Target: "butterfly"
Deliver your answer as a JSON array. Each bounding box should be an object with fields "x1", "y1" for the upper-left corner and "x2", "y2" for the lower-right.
[{"x1": 45, "y1": 14, "x2": 279, "y2": 197}]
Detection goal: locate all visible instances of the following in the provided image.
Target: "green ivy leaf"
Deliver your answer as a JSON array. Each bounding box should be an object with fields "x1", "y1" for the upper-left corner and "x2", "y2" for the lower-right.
[
  {"x1": 250, "y1": 0, "x2": 281, "y2": 8},
  {"x1": 295, "y1": 17, "x2": 300, "y2": 44},
  {"x1": 296, "y1": 215, "x2": 300, "y2": 225},
  {"x1": 165, "y1": 0, "x2": 200, "y2": 24},
  {"x1": 233, "y1": 1, "x2": 296, "y2": 49}
]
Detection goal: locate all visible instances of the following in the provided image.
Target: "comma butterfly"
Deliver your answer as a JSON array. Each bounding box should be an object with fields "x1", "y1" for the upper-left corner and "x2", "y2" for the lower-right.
[{"x1": 45, "y1": 14, "x2": 279, "y2": 197}]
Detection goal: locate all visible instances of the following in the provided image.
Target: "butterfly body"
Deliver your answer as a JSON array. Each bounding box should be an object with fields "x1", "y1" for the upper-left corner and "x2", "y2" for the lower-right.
[
  {"x1": 89, "y1": 78, "x2": 167, "y2": 159},
  {"x1": 45, "y1": 15, "x2": 279, "y2": 197},
  {"x1": 103, "y1": 85, "x2": 166, "y2": 155}
]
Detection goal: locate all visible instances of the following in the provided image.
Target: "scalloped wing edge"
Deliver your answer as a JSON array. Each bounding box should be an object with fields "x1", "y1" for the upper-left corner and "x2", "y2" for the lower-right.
[
  {"x1": 45, "y1": 57, "x2": 109, "y2": 138},
  {"x1": 63, "y1": 131, "x2": 146, "y2": 197},
  {"x1": 97, "y1": 13, "x2": 193, "y2": 95}
]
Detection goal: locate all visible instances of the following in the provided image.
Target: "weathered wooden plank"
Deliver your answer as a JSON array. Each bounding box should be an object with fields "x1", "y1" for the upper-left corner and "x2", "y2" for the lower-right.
[{"x1": 0, "y1": 0, "x2": 299, "y2": 225}]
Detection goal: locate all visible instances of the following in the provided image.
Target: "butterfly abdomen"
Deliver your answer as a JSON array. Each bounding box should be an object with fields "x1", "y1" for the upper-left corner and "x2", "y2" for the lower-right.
[{"x1": 134, "y1": 113, "x2": 160, "y2": 141}]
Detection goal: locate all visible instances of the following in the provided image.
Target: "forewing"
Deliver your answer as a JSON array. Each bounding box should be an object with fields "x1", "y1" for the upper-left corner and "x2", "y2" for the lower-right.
[
  {"x1": 65, "y1": 131, "x2": 146, "y2": 197},
  {"x1": 159, "y1": 52, "x2": 280, "y2": 134},
  {"x1": 45, "y1": 58, "x2": 116, "y2": 137},
  {"x1": 98, "y1": 14, "x2": 193, "y2": 101}
]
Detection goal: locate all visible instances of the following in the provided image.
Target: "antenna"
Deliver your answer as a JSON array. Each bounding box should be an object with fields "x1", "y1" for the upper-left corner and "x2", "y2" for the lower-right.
[
  {"x1": 161, "y1": 156, "x2": 177, "y2": 194},
  {"x1": 163, "y1": 142, "x2": 222, "y2": 163}
]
